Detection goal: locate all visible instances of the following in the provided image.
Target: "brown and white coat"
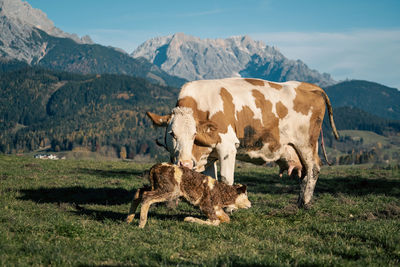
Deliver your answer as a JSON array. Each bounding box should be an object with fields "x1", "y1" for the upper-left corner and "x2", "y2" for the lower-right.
[
  {"x1": 126, "y1": 163, "x2": 251, "y2": 227},
  {"x1": 147, "y1": 78, "x2": 339, "y2": 207}
]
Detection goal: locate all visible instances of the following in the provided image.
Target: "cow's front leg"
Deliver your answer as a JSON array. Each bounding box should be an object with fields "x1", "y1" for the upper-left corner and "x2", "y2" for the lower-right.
[
  {"x1": 216, "y1": 143, "x2": 237, "y2": 185},
  {"x1": 202, "y1": 161, "x2": 218, "y2": 179}
]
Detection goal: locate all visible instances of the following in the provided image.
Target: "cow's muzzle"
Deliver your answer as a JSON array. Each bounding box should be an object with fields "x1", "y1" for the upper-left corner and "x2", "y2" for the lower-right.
[{"x1": 178, "y1": 159, "x2": 194, "y2": 169}]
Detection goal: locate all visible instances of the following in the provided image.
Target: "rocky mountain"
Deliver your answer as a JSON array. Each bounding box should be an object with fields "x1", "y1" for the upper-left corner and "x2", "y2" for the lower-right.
[
  {"x1": 132, "y1": 33, "x2": 336, "y2": 87},
  {"x1": 0, "y1": 0, "x2": 185, "y2": 87},
  {"x1": 0, "y1": 0, "x2": 92, "y2": 62}
]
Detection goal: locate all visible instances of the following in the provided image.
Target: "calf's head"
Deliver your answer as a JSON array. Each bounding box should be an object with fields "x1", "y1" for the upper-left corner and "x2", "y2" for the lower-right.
[
  {"x1": 147, "y1": 107, "x2": 219, "y2": 171},
  {"x1": 227, "y1": 184, "x2": 252, "y2": 212}
]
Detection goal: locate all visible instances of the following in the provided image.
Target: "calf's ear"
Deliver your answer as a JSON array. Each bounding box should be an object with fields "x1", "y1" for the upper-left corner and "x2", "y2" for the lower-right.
[
  {"x1": 235, "y1": 184, "x2": 247, "y2": 194},
  {"x1": 146, "y1": 111, "x2": 171, "y2": 127},
  {"x1": 194, "y1": 121, "x2": 219, "y2": 147}
]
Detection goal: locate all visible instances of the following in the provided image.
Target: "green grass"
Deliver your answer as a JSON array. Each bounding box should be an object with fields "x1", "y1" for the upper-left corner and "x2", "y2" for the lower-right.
[{"x1": 1, "y1": 155, "x2": 399, "y2": 266}]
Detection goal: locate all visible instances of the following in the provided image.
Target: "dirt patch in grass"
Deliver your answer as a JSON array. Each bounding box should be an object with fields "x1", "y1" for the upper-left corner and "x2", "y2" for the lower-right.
[
  {"x1": 375, "y1": 203, "x2": 400, "y2": 219},
  {"x1": 360, "y1": 203, "x2": 400, "y2": 220},
  {"x1": 360, "y1": 212, "x2": 378, "y2": 221},
  {"x1": 336, "y1": 193, "x2": 356, "y2": 205},
  {"x1": 24, "y1": 163, "x2": 42, "y2": 170}
]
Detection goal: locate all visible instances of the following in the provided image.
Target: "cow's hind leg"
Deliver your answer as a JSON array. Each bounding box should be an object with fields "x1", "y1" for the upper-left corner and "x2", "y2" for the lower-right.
[{"x1": 293, "y1": 145, "x2": 320, "y2": 208}]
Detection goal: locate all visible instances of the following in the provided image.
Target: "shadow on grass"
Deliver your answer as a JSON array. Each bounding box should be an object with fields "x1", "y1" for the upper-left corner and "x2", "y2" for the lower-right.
[
  {"x1": 235, "y1": 171, "x2": 400, "y2": 197},
  {"x1": 235, "y1": 171, "x2": 299, "y2": 195},
  {"x1": 77, "y1": 168, "x2": 147, "y2": 179},
  {"x1": 316, "y1": 175, "x2": 400, "y2": 197},
  {"x1": 18, "y1": 187, "x2": 199, "y2": 222},
  {"x1": 19, "y1": 186, "x2": 133, "y2": 205}
]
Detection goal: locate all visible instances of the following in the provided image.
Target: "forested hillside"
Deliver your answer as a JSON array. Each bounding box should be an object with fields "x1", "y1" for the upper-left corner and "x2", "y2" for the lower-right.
[
  {"x1": 325, "y1": 80, "x2": 400, "y2": 120},
  {"x1": 323, "y1": 106, "x2": 400, "y2": 139},
  {"x1": 0, "y1": 66, "x2": 178, "y2": 159},
  {"x1": 322, "y1": 107, "x2": 400, "y2": 165}
]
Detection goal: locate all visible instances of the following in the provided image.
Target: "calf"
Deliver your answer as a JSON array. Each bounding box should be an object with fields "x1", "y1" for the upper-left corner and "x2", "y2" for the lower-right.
[{"x1": 126, "y1": 163, "x2": 251, "y2": 228}]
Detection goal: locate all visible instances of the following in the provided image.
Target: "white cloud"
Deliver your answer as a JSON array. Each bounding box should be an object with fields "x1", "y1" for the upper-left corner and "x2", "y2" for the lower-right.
[{"x1": 251, "y1": 29, "x2": 400, "y2": 89}]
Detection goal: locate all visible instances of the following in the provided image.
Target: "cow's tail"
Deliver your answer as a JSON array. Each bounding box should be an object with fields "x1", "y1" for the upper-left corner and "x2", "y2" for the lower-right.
[
  {"x1": 320, "y1": 90, "x2": 340, "y2": 140},
  {"x1": 320, "y1": 128, "x2": 332, "y2": 166}
]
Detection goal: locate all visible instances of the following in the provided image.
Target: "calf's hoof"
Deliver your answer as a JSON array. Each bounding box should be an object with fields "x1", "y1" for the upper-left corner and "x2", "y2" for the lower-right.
[{"x1": 126, "y1": 214, "x2": 135, "y2": 224}]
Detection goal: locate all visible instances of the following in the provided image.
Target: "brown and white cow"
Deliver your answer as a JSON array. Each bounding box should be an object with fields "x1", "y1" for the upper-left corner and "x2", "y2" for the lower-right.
[{"x1": 147, "y1": 78, "x2": 339, "y2": 208}]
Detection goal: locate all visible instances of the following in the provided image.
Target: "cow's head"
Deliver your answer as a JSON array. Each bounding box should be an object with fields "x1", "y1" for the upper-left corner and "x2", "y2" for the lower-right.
[{"x1": 147, "y1": 107, "x2": 219, "y2": 171}]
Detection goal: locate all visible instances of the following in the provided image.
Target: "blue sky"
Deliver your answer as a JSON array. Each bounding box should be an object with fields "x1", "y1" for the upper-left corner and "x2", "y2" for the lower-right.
[{"x1": 27, "y1": 0, "x2": 400, "y2": 88}]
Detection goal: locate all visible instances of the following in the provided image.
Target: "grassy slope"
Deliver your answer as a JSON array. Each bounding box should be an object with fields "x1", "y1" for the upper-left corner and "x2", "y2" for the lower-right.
[{"x1": 0, "y1": 155, "x2": 399, "y2": 266}]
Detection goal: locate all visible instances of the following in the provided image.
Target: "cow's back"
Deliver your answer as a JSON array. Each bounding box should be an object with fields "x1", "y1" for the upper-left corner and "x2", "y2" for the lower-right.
[
  {"x1": 178, "y1": 78, "x2": 300, "y2": 121},
  {"x1": 177, "y1": 78, "x2": 324, "y2": 148}
]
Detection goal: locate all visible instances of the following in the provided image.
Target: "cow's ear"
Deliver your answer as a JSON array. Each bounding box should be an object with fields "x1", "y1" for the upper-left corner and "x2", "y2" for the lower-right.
[
  {"x1": 146, "y1": 111, "x2": 171, "y2": 127},
  {"x1": 194, "y1": 121, "x2": 219, "y2": 147}
]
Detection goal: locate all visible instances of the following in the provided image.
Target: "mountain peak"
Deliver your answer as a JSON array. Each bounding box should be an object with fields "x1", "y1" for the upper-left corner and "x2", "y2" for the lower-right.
[
  {"x1": 0, "y1": 0, "x2": 92, "y2": 44},
  {"x1": 132, "y1": 33, "x2": 336, "y2": 86},
  {"x1": 0, "y1": 0, "x2": 94, "y2": 64}
]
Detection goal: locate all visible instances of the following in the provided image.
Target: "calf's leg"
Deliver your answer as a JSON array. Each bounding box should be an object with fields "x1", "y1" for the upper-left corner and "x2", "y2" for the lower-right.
[
  {"x1": 126, "y1": 187, "x2": 148, "y2": 224},
  {"x1": 138, "y1": 191, "x2": 175, "y2": 228},
  {"x1": 215, "y1": 207, "x2": 230, "y2": 223},
  {"x1": 184, "y1": 217, "x2": 221, "y2": 226}
]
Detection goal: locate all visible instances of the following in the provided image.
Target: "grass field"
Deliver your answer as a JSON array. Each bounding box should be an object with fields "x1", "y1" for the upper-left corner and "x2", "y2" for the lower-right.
[{"x1": 0, "y1": 155, "x2": 399, "y2": 266}]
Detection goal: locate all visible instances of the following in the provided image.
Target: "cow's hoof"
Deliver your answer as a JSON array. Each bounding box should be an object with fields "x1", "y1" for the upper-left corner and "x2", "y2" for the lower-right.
[
  {"x1": 297, "y1": 201, "x2": 312, "y2": 210},
  {"x1": 297, "y1": 198, "x2": 312, "y2": 210}
]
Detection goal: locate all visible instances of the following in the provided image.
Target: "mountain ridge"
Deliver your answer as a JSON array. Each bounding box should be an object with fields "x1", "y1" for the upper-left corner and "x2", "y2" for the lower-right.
[{"x1": 132, "y1": 33, "x2": 336, "y2": 87}]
